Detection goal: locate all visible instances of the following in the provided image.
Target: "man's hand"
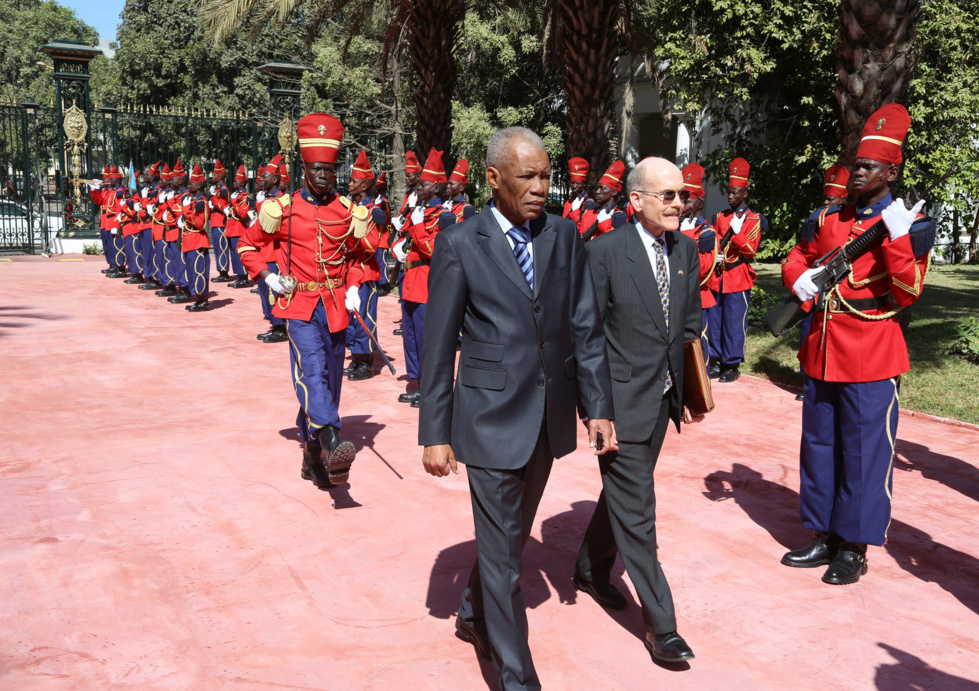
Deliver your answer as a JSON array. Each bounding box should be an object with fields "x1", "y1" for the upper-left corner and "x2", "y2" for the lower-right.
[
  {"x1": 715, "y1": 251, "x2": 724, "y2": 264},
  {"x1": 730, "y1": 213, "x2": 745, "y2": 235},
  {"x1": 571, "y1": 196, "x2": 583, "y2": 211},
  {"x1": 344, "y1": 285, "x2": 362, "y2": 312},
  {"x1": 792, "y1": 266, "x2": 824, "y2": 302},
  {"x1": 597, "y1": 208, "x2": 613, "y2": 223},
  {"x1": 587, "y1": 419, "x2": 618, "y2": 456},
  {"x1": 682, "y1": 406, "x2": 704, "y2": 424},
  {"x1": 410, "y1": 207, "x2": 425, "y2": 225},
  {"x1": 392, "y1": 238, "x2": 408, "y2": 262},
  {"x1": 423, "y1": 444, "x2": 458, "y2": 477},
  {"x1": 265, "y1": 272, "x2": 286, "y2": 295},
  {"x1": 882, "y1": 198, "x2": 924, "y2": 242},
  {"x1": 407, "y1": 191, "x2": 418, "y2": 207}
]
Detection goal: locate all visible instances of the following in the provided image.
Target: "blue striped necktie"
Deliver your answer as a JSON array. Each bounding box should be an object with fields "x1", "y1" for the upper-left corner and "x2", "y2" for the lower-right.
[{"x1": 507, "y1": 225, "x2": 534, "y2": 290}]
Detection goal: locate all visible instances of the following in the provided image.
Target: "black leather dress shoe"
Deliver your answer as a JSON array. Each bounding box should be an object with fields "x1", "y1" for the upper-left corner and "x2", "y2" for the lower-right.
[
  {"x1": 646, "y1": 632, "x2": 695, "y2": 663},
  {"x1": 261, "y1": 327, "x2": 288, "y2": 343},
  {"x1": 124, "y1": 274, "x2": 145, "y2": 284},
  {"x1": 393, "y1": 328, "x2": 402, "y2": 335},
  {"x1": 138, "y1": 280, "x2": 161, "y2": 290},
  {"x1": 573, "y1": 572, "x2": 628, "y2": 610},
  {"x1": 318, "y1": 425, "x2": 356, "y2": 485},
  {"x1": 156, "y1": 286, "x2": 177, "y2": 297},
  {"x1": 108, "y1": 269, "x2": 128, "y2": 278},
  {"x1": 250, "y1": 287, "x2": 259, "y2": 294},
  {"x1": 101, "y1": 267, "x2": 113, "y2": 274},
  {"x1": 348, "y1": 361, "x2": 374, "y2": 381},
  {"x1": 822, "y1": 542, "x2": 868, "y2": 585},
  {"x1": 782, "y1": 532, "x2": 840, "y2": 568},
  {"x1": 186, "y1": 300, "x2": 210, "y2": 312},
  {"x1": 301, "y1": 443, "x2": 334, "y2": 489},
  {"x1": 718, "y1": 366, "x2": 740, "y2": 383},
  {"x1": 398, "y1": 390, "x2": 420, "y2": 403},
  {"x1": 410, "y1": 399, "x2": 420, "y2": 408},
  {"x1": 168, "y1": 290, "x2": 191, "y2": 304},
  {"x1": 795, "y1": 393, "x2": 804, "y2": 401},
  {"x1": 455, "y1": 615, "x2": 491, "y2": 661},
  {"x1": 212, "y1": 273, "x2": 232, "y2": 283},
  {"x1": 229, "y1": 277, "x2": 250, "y2": 289},
  {"x1": 342, "y1": 359, "x2": 358, "y2": 375},
  {"x1": 708, "y1": 362, "x2": 721, "y2": 379}
]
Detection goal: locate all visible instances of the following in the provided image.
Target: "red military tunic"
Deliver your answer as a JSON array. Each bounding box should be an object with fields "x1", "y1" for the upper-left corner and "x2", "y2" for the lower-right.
[
  {"x1": 93, "y1": 186, "x2": 125, "y2": 233},
  {"x1": 401, "y1": 202, "x2": 442, "y2": 304},
  {"x1": 781, "y1": 195, "x2": 929, "y2": 382},
  {"x1": 255, "y1": 190, "x2": 283, "y2": 264},
  {"x1": 238, "y1": 189, "x2": 366, "y2": 329},
  {"x1": 181, "y1": 193, "x2": 211, "y2": 251},
  {"x1": 577, "y1": 202, "x2": 619, "y2": 239},
  {"x1": 150, "y1": 190, "x2": 168, "y2": 242},
  {"x1": 349, "y1": 198, "x2": 382, "y2": 282},
  {"x1": 89, "y1": 186, "x2": 110, "y2": 230},
  {"x1": 209, "y1": 184, "x2": 229, "y2": 227},
  {"x1": 373, "y1": 194, "x2": 392, "y2": 249},
  {"x1": 163, "y1": 189, "x2": 185, "y2": 243},
  {"x1": 225, "y1": 191, "x2": 251, "y2": 239},
  {"x1": 680, "y1": 217, "x2": 718, "y2": 309},
  {"x1": 713, "y1": 205, "x2": 765, "y2": 293},
  {"x1": 449, "y1": 196, "x2": 476, "y2": 222}
]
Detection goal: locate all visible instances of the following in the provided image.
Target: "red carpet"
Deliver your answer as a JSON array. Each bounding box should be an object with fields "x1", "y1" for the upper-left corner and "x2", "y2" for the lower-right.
[{"x1": 1, "y1": 255, "x2": 977, "y2": 689}]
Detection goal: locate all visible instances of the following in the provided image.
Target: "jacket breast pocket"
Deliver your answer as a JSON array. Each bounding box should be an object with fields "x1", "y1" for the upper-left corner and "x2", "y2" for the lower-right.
[
  {"x1": 461, "y1": 365, "x2": 507, "y2": 391},
  {"x1": 548, "y1": 263, "x2": 570, "y2": 281}
]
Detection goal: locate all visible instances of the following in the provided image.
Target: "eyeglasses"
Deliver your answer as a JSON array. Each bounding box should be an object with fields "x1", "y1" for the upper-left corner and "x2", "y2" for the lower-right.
[{"x1": 635, "y1": 189, "x2": 690, "y2": 203}]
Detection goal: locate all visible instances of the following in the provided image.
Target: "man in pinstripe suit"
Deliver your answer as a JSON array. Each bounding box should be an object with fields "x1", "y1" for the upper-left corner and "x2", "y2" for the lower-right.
[{"x1": 574, "y1": 156, "x2": 701, "y2": 664}]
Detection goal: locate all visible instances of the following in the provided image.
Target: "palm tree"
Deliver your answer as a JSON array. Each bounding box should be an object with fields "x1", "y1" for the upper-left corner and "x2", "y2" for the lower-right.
[{"x1": 835, "y1": 0, "x2": 922, "y2": 165}]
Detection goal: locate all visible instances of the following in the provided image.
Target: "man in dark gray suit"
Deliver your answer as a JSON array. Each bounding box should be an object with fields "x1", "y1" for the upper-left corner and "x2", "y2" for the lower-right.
[
  {"x1": 419, "y1": 127, "x2": 616, "y2": 690},
  {"x1": 574, "y1": 156, "x2": 700, "y2": 664}
]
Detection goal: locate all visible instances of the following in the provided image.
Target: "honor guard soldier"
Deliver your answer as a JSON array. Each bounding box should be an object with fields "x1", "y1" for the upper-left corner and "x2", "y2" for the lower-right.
[
  {"x1": 237, "y1": 112, "x2": 368, "y2": 487},
  {"x1": 209, "y1": 159, "x2": 233, "y2": 283},
  {"x1": 390, "y1": 152, "x2": 423, "y2": 320},
  {"x1": 678, "y1": 162, "x2": 718, "y2": 360},
  {"x1": 372, "y1": 171, "x2": 394, "y2": 295},
  {"x1": 822, "y1": 164, "x2": 850, "y2": 207},
  {"x1": 102, "y1": 166, "x2": 128, "y2": 277},
  {"x1": 153, "y1": 164, "x2": 178, "y2": 296},
  {"x1": 708, "y1": 158, "x2": 767, "y2": 382},
  {"x1": 136, "y1": 162, "x2": 163, "y2": 290},
  {"x1": 343, "y1": 151, "x2": 382, "y2": 381},
  {"x1": 563, "y1": 156, "x2": 590, "y2": 221},
  {"x1": 225, "y1": 164, "x2": 252, "y2": 289},
  {"x1": 120, "y1": 168, "x2": 147, "y2": 285},
  {"x1": 163, "y1": 160, "x2": 192, "y2": 304},
  {"x1": 444, "y1": 159, "x2": 477, "y2": 222},
  {"x1": 181, "y1": 163, "x2": 213, "y2": 311},
  {"x1": 780, "y1": 104, "x2": 934, "y2": 585},
  {"x1": 392, "y1": 148, "x2": 453, "y2": 407},
  {"x1": 250, "y1": 155, "x2": 288, "y2": 342},
  {"x1": 577, "y1": 160, "x2": 628, "y2": 241},
  {"x1": 88, "y1": 165, "x2": 116, "y2": 274}
]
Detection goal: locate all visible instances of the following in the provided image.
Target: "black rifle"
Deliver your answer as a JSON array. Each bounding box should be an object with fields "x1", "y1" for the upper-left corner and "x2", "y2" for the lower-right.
[{"x1": 764, "y1": 168, "x2": 955, "y2": 337}]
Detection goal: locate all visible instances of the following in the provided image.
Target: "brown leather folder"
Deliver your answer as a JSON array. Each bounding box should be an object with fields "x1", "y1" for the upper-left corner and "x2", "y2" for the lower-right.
[{"x1": 682, "y1": 339, "x2": 714, "y2": 416}]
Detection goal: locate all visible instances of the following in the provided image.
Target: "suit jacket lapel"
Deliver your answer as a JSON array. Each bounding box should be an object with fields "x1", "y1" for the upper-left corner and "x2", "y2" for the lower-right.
[
  {"x1": 625, "y1": 224, "x2": 668, "y2": 337},
  {"x1": 531, "y1": 213, "x2": 555, "y2": 299},
  {"x1": 476, "y1": 204, "x2": 533, "y2": 300}
]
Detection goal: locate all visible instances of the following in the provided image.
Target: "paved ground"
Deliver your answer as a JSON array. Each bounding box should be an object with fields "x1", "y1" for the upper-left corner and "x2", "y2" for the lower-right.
[{"x1": 1, "y1": 255, "x2": 978, "y2": 690}]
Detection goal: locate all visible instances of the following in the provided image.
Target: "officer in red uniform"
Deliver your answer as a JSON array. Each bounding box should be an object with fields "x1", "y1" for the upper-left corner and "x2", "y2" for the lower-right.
[
  {"x1": 563, "y1": 156, "x2": 590, "y2": 222},
  {"x1": 103, "y1": 166, "x2": 128, "y2": 277},
  {"x1": 708, "y1": 158, "x2": 767, "y2": 382},
  {"x1": 678, "y1": 162, "x2": 718, "y2": 360},
  {"x1": 780, "y1": 104, "x2": 934, "y2": 585},
  {"x1": 343, "y1": 150, "x2": 382, "y2": 381},
  {"x1": 822, "y1": 164, "x2": 850, "y2": 207},
  {"x1": 87, "y1": 165, "x2": 116, "y2": 273},
  {"x1": 577, "y1": 160, "x2": 628, "y2": 241},
  {"x1": 373, "y1": 170, "x2": 394, "y2": 295},
  {"x1": 163, "y1": 160, "x2": 192, "y2": 304},
  {"x1": 390, "y1": 152, "x2": 423, "y2": 326},
  {"x1": 444, "y1": 159, "x2": 477, "y2": 221},
  {"x1": 225, "y1": 164, "x2": 252, "y2": 289},
  {"x1": 119, "y1": 168, "x2": 147, "y2": 285},
  {"x1": 135, "y1": 162, "x2": 163, "y2": 290},
  {"x1": 252, "y1": 155, "x2": 289, "y2": 343},
  {"x1": 237, "y1": 112, "x2": 367, "y2": 487},
  {"x1": 391, "y1": 148, "x2": 452, "y2": 407},
  {"x1": 180, "y1": 163, "x2": 213, "y2": 311},
  {"x1": 208, "y1": 159, "x2": 233, "y2": 284}
]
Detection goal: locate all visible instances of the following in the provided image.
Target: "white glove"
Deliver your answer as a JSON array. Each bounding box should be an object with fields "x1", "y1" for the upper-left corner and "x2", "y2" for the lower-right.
[
  {"x1": 247, "y1": 210, "x2": 257, "y2": 223},
  {"x1": 256, "y1": 191, "x2": 266, "y2": 203},
  {"x1": 133, "y1": 202, "x2": 142, "y2": 212},
  {"x1": 181, "y1": 195, "x2": 190, "y2": 206},
  {"x1": 597, "y1": 208, "x2": 612, "y2": 223},
  {"x1": 141, "y1": 187, "x2": 149, "y2": 196},
  {"x1": 410, "y1": 207, "x2": 425, "y2": 225},
  {"x1": 407, "y1": 191, "x2": 418, "y2": 207},
  {"x1": 792, "y1": 267, "x2": 825, "y2": 302},
  {"x1": 345, "y1": 286, "x2": 362, "y2": 312},
  {"x1": 680, "y1": 217, "x2": 695, "y2": 231},
  {"x1": 882, "y1": 199, "x2": 924, "y2": 242},
  {"x1": 177, "y1": 217, "x2": 185, "y2": 229},
  {"x1": 391, "y1": 215, "x2": 404, "y2": 231},
  {"x1": 209, "y1": 185, "x2": 216, "y2": 196},
  {"x1": 442, "y1": 199, "x2": 452, "y2": 210},
  {"x1": 715, "y1": 252, "x2": 724, "y2": 264},
  {"x1": 571, "y1": 196, "x2": 583, "y2": 211},
  {"x1": 147, "y1": 204, "x2": 156, "y2": 215},
  {"x1": 374, "y1": 195, "x2": 383, "y2": 206},
  {"x1": 730, "y1": 213, "x2": 745, "y2": 235},
  {"x1": 265, "y1": 272, "x2": 286, "y2": 295},
  {"x1": 110, "y1": 228, "x2": 118, "y2": 235},
  {"x1": 116, "y1": 213, "x2": 124, "y2": 223},
  {"x1": 392, "y1": 239, "x2": 408, "y2": 262},
  {"x1": 90, "y1": 180, "x2": 102, "y2": 190}
]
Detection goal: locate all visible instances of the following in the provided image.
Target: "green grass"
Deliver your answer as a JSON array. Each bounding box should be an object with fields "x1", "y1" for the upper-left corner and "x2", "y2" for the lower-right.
[{"x1": 745, "y1": 263, "x2": 979, "y2": 424}]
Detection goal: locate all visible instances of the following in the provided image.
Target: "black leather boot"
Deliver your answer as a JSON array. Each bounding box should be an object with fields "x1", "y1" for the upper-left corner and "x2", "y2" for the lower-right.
[
  {"x1": 186, "y1": 299, "x2": 210, "y2": 312},
  {"x1": 230, "y1": 276, "x2": 250, "y2": 288},
  {"x1": 719, "y1": 365, "x2": 740, "y2": 383},
  {"x1": 260, "y1": 325, "x2": 288, "y2": 343},
  {"x1": 781, "y1": 531, "x2": 841, "y2": 568},
  {"x1": 822, "y1": 542, "x2": 868, "y2": 584},
  {"x1": 139, "y1": 279, "x2": 161, "y2": 290},
  {"x1": 342, "y1": 355, "x2": 359, "y2": 375},
  {"x1": 301, "y1": 442, "x2": 333, "y2": 489},
  {"x1": 168, "y1": 287, "x2": 192, "y2": 304},
  {"x1": 348, "y1": 354, "x2": 374, "y2": 380},
  {"x1": 212, "y1": 271, "x2": 232, "y2": 283},
  {"x1": 318, "y1": 426, "x2": 356, "y2": 485},
  {"x1": 156, "y1": 285, "x2": 177, "y2": 297},
  {"x1": 124, "y1": 273, "x2": 145, "y2": 284}
]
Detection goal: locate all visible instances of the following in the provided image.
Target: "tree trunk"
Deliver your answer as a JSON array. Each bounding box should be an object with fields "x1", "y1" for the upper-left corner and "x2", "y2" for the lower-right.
[
  {"x1": 559, "y1": 0, "x2": 620, "y2": 177},
  {"x1": 835, "y1": 0, "x2": 922, "y2": 166},
  {"x1": 408, "y1": 0, "x2": 463, "y2": 159},
  {"x1": 618, "y1": 54, "x2": 637, "y2": 162},
  {"x1": 952, "y1": 196, "x2": 961, "y2": 264},
  {"x1": 970, "y1": 203, "x2": 979, "y2": 263},
  {"x1": 390, "y1": 46, "x2": 407, "y2": 205}
]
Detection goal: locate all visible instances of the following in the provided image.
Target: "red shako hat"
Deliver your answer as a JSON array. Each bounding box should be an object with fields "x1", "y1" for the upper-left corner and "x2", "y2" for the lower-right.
[
  {"x1": 855, "y1": 103, "x2": 910, "y2": 166},
  {"x1": 420, "y1": 148, "x2": 446, "y2": 184},
  {"x1": 823, "y1": 165, "x2": 850, "y2": 197},
  {"x1": 172, "y1": 159, "x2": 186, "y2": 177},
  {"x1": 405, "y1": 151, "x2": 421, "y2": 175},
  {"x1": 102, "y1": 164, "x2": 110, "y2": 177},
  {"x1": 597, "y1": 160, "x2": 624, "y2": 192},
  {"x1": 375, "y1": 171, "x2": 388, "y2": 188},
  {"x1": 682, "y1": 162, "x2": 705, "y2": 199},
  {"x1": 568, "y1": 157, "x2": 589, "y2": 182},
  {"x1": 190, "y1": 163, "x2": 205, "y2": 184},
  {"x1": 212, "y1": 159, "x2": 226, "y2": 176},
  {"x1": 297, "y1": 112, "x2": 343, "y2": 164},
  {"x1": 146, "y1": 161, "x2": 161, "y2": 177},
  {"x1": 728, "y1": 158, "x2": 750, "y2": 188},
  {"x1": 263, "y1": 154, "x2": 282, "y2": 175},
  {"x1": 235, "y1": 164, "x2": 247, "y2": 182},
  {"x1": 278, "y1": 161, "x2": 290, "y2": 183},
  {"x1": 351, "y1": 151, "x2": 374, "y2": 180},
  {"x1": 161, "y1": 163, "x2": 172, "y2": 181},
  {"x1": 109, "y1": 165, "x2": 121, "y2": 179},
  {"x1": 449, "y1": 159, "x2": 469, "y2": 184}
]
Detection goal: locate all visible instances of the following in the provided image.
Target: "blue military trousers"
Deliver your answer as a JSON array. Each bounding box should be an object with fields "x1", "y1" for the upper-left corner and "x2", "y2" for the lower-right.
[
  {"x1": 166, "y1": 240, "x2": 186, "y2": 288},
  {"x1": 184, "y1": 248, "x2": 210, "y2": 298},
  {"x1": 286, "y1": 301, "x2": 346, "y2": 442},
  {"x1": 257, "y1": 260, "x2": 284, "y2": 327},
  {"x1": 401, "y1": 300, "x2": 426, "y2": 381},
  {"x1": 110, "y1": 231, "x2": 126, "y2": 271},
  {"x1": 227, "y1": 236, "x2": 246, "y2": 276},
  {"x1": 708, "y1": 287, "x2": 750, "y2": 366},
  {"x1": 124, "y1": 233, "x2": 144, "y2": 276},
  {"x1": 139, "y1": 229, "x2": 154, "y2": 280},
  {"x1": 211, "y1": 226, "x2": 230, "y2": 273},
  {"x1": 799, "y1": 377, "x2": 900, "y2": 546}
]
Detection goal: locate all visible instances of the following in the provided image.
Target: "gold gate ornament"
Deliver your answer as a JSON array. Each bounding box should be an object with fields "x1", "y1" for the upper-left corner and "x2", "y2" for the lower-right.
[{"x1": 63, "y1": 102, "x2": 89, "y2": 224}]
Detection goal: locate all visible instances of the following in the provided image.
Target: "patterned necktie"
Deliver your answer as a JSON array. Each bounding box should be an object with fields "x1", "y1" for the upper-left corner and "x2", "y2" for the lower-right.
[
  {"x1": 653, "y1": 236, "x2": 672, "y2": 393},
  {"x1": 507, "y1": 226, "x2": 534, "y2": 291}
]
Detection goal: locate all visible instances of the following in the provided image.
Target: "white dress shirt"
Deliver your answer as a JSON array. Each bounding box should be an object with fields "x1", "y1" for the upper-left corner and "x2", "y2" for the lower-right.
[
  {"x1": 635, "y1": 222, "x2": 670, "y2": 285},
  {"x1": 490, "y1": 200, "x2": 534, "y2": 263}
]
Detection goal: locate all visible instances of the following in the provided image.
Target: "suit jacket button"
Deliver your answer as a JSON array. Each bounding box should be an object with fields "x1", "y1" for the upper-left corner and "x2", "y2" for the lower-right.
[
  {"x1": 539, "y1": 341, "x2": 546, "y2": 349},
  {"x1": 537, "y1": 378, "x2": 545, "y2": 386},
  {"x1": 534, "y1": 305, "x2": 541, "y2": 313}
]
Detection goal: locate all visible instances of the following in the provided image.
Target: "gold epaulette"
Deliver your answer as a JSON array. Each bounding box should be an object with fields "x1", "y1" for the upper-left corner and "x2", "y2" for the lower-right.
[
  {"x1": 258, "y1": 194, "x2": 291, "y2": 234},
  {"x1": 339, "y1": 195, "x2": 352, "y2": 209}
]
